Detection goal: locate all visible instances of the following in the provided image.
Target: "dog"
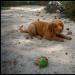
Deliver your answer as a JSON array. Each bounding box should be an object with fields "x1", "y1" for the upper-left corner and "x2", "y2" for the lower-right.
[{"x1": 18, "y1": 18, "x2": 72, "y2": 42}]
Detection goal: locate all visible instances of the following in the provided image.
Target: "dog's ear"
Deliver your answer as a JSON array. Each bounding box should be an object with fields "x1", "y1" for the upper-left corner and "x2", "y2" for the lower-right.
[{"x1": 48, "y1": 23, "x2": 55, "y2": 32}]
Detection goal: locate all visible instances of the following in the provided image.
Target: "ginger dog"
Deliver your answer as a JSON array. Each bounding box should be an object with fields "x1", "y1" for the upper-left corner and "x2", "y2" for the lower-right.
[{"x1": 18, "y1": 18, "x2": 72, "y2": 42}]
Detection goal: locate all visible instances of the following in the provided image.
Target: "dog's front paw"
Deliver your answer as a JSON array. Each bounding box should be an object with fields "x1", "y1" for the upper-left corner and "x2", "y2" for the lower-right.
[{"x1": 67, "y1": 37, "x2": 72, "y2": 40}]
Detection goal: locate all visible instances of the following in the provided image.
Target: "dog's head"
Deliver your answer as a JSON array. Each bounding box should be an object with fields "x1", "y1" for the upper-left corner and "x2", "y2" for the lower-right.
[{"x1": 49, "y1": 19, "x2": 64, "y2": 34}]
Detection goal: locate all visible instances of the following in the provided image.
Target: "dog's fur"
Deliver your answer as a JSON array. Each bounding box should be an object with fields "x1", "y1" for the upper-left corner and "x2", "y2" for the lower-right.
[{"x1": 18, "y1": 18, "x2": 72, "y2": 42}]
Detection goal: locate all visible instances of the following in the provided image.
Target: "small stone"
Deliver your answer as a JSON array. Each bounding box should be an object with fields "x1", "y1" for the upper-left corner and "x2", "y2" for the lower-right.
[
  {"x1": 29, "y1": 18, "x2": 32, "y2": 20},
  {"x1": 38, "y1": 12, "x2": 41, "y2": 13},
  {"x1": 13, "y1": 60, "x2": 17, "y2": 65},
  {"x1": 40, "y1": 15, "x2": 43, "y2": 17},
  {"x1": 65, "y1": 52, "x2": 68, "y2": 55},
  {"x1": 26, "y1": 36, "x2": 29, "y2": 39},
  {"x1": 36, "y1": 14, "x2": 39, "y2": 16},
  {"x1": 66, "y1": 28, "x2": 69, "y2": 31},
  {"x1": 3, "y1": 61, "x2": 7, "y2": 63},
  {"x1": 20, "y1": 64, "x2": 24, "y2": 67},
  {"x1": 18, "y1": 42, "x2": 21, "y2": 44},
  {"x1": 54, "y1": 72, "x2": 57, "y2": 74},
  {"x1": 19, "y1": 70, "x2": 21, "y2": 72},
  {"x1": 67, "y1": 31, "x2": 72, "y2": 35}
]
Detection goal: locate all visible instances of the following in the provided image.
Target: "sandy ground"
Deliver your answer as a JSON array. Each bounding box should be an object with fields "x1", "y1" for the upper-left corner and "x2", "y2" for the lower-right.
[{"x1": 1, "y1": 5, "x2": 75, "y2": 74}]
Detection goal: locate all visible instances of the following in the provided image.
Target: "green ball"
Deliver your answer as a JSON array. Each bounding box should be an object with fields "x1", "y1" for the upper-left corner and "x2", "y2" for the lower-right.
[{"x1": 35, "y1": 56, "x2": 48, "y2": 68}]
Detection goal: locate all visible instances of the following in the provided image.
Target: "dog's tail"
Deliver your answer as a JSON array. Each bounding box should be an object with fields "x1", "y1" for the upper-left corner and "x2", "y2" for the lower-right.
[{"x1": 18, "y1": 25, "x2": 28, "y2": 33}]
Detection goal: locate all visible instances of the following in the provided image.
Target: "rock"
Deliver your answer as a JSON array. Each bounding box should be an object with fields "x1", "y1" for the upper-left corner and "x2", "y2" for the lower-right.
[
  {"x1": 26, "y1": 36, "x2": 29, "y2": 39},
  {"x1": 44, "y1": 1, "x2": 64, "y2": 13},
  {"x1": 65, "y1": 52, "x2": 68, "y2": 55},
  {"x1": 66, "y1": 28, "x2": 72, "y2": 35},
  {"x1": 13, "y1": 60, "x2": 17, "y2": 65},
  {"x1": 18, "y1": 42, "x2": 21, "y2": 44},
  {"x1": 66, "y1": 28, "x2": 69, "y2": 31},
  {"x1": 67, "y1": 31, "x2": 72, "y2": 35}
]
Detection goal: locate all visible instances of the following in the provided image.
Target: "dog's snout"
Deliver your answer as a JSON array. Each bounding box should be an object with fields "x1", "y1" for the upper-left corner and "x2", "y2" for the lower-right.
[
  {"x1": 57, "y1": 26, "x2": 63, "y2": 33},
  {"x1": 60, "y1": 27, "x2": 63, "y2": 32}
]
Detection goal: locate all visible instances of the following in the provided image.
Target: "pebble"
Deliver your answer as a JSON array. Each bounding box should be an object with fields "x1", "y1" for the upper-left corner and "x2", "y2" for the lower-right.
[
  {"x1": 65, "y1": 52, "x2": 68, "y2": 55},
  {"x1": 66, "y1": 28, "x2": 69, "y2": 31},
  {"x1": 67, "y1": 31, "x2": 72, "y2": 35},
  {"x1": 26, "y1": 36, "x2": 29, "y2": 39}
]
